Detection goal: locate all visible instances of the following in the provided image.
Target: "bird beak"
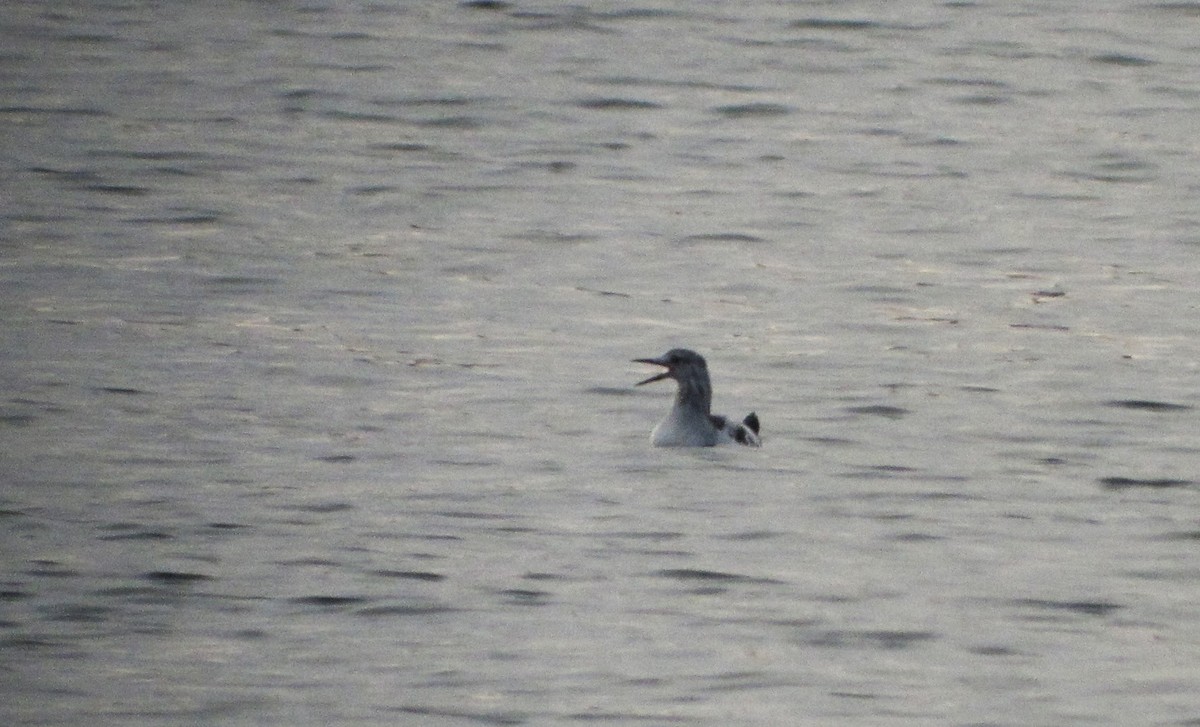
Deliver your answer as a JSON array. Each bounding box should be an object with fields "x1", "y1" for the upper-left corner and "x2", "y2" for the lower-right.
[{"x1": 633, "y1": 357, "x2": 670, "y2": 386}]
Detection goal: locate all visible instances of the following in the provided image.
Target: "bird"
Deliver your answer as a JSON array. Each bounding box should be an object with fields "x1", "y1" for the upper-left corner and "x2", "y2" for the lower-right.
[{"x1": 633, "y1": 348, "x2": 761, "y2": 447}]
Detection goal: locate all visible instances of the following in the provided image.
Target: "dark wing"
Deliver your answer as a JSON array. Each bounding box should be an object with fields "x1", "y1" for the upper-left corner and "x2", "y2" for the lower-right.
[
  {"x1": 711, "y1": 413, "x2": 761, "y2": 446},
  {"x1": 742, "y1": 412, "x2": 760, "y2": 435}
]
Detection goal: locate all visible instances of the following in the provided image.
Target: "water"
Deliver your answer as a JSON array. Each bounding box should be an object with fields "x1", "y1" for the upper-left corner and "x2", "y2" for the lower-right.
[{"x1": 3, "y1": 1, "x2": 1200, "y2": 724}]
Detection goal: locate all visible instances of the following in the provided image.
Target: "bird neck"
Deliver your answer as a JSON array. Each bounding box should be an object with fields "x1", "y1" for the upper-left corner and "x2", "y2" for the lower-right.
[{"x1": 673, "y1": 375, "x2": 712, "y2": 417}]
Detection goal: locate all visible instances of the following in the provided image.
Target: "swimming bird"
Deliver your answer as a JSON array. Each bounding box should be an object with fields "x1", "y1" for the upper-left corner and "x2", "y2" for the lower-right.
[{"x1": 633, "y1": 348, "x2": 761, "y2": 447}]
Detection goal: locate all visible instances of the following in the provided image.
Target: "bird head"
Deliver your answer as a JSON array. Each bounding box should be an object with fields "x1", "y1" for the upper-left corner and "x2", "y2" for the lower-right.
[{"x1": 632, "y1": 348, "x2": 707, "y2": 386}]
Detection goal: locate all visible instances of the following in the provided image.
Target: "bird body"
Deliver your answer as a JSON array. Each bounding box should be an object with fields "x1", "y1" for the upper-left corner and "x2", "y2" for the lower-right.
[{"x1": 633, "y1": 349, "x2": 761, "y2": 447}]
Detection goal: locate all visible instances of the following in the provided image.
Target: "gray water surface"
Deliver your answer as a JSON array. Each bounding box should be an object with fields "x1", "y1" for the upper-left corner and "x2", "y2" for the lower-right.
[{"x1": 4, "y1": 1, "x2": 1200, "y2": 725}]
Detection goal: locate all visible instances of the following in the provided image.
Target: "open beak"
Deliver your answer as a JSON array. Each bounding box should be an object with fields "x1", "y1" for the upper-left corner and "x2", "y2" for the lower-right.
[{"x1": 633, "y1": 357, "x2": 671, "y2": 386}]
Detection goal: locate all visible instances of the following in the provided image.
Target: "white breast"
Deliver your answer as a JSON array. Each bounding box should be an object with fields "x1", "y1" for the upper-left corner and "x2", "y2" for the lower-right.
[{"x1": 650, "y1": 409, "x2": 718, "y2": 447}]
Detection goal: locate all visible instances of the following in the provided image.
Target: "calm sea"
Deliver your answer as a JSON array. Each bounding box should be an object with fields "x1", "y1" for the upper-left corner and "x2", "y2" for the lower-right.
[{"x1": 4, "y1": 1, "x2": 1200, "y2": 725}]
